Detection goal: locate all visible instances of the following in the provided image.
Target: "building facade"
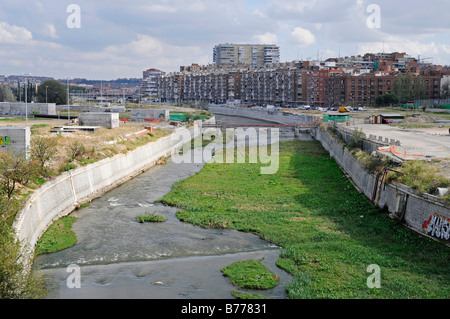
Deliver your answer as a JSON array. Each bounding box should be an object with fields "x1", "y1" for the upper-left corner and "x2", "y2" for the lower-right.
[
  {"x1": 213, "y1": 44, "x2": 280, "y2": 70},
  {"x1": 141, "y1": 68, "x2": 165, "y2": 96},
  {"x1": 157, "y1": 51, "x2": 447, "y2": 108}
]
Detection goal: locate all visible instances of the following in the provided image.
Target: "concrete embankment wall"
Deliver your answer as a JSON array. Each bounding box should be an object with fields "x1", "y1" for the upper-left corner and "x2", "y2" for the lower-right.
[
  {"x1": 312, "y1": 127, "x2": 450, "y2": 243},
  {"x1": 209, "y1": 106, "x2": 317, "y2": 125},
  {"x1": 0, "y1": 102, "x2": 56, "y2": 116},
  {"x1": 13, "y1": 119, "x2": 214, "y2": 258}
]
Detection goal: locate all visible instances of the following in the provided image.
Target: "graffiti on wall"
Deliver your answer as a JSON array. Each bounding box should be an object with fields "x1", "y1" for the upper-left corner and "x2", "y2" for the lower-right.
[
  {"x1": 0, "y1": 136, "x2": 11, "y2": 147},
  {"x1": 422, "y1": 213, "x2": 450, "y2": 242}
]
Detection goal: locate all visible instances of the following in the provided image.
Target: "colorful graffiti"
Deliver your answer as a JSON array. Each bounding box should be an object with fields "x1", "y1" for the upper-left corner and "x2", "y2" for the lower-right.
[
  {"x1": 0, "y1": 136, "x2": 11, "y2": 146},
  {"x1": 422, "y1": 213, "x2": 450, "y2": 242}
]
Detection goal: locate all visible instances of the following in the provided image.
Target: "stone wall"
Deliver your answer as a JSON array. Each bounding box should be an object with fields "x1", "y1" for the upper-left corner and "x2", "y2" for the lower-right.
[
  {"x1": 0, "y1": 102, "x2": 56, "y2": 116},
  {"x1": 312, "y1": 127, "x2": 450, "y2": 243},
  {"x1": 78, "y1": 112, "x2": 120, "y2": 129}
]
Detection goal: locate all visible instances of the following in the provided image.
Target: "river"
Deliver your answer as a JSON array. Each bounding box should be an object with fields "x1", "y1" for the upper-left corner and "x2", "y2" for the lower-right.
[{"x1": 35, "y1": 114, "x2": 293, "y2": 299}]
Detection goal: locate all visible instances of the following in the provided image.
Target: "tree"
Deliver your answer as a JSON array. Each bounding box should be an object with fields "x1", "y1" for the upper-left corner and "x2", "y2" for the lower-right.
[
  {"x1": 68, "y1": 141, "x2": 86, "y2": 162},
  {"x1": 36, "y1": 80, "x2": 68, "y2": 105},
  {"x1": 441, "y1": 77, "x2": 450, "y2": 99},
  {"x1": 394, "y1": 74, "x2": 425, "y2": 104},
  {"x1": 376, "y1": 93, "x2": 399, "y2": 106},
  {"x1": 30, "y1": 136, "x2": 58, "y2": 173},
  {"x1": 0, "y1": 85, "x2": 17, "y2": 102},
  {"x1": 0, "y1": 151, "x2": 38, "y2": 200},
  {"x1": 0, "y1": 206, "x2": 48, "y2": 299}
]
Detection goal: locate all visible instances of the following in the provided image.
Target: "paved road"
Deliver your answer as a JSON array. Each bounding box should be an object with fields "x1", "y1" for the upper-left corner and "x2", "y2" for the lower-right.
[{"x1": 353, "y1": 123, "x2": 450, "y2": 159}]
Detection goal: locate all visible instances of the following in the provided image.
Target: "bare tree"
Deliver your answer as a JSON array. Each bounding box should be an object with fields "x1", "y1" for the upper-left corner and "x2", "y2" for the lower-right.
[
  {"x1": 30, "y1": 136, "x2": 58, "y2": 173},
  {"x1": 68, "y1": 141, "x2": 86, "y2": 162},
  {"x1": 0, "y1": 151, "x2": 37, "y2": 200}
]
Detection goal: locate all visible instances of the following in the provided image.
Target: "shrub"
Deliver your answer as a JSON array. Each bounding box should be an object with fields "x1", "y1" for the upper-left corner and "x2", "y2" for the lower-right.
[{"x1": 387, "y1": 160, "x2": 450, "y2": 194}]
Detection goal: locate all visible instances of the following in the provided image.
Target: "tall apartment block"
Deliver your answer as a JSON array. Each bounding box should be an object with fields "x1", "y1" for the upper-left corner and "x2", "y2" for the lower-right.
[
  {"x1": 141, "y1": 68, "x2": 165, "y2": 96},
  {"x1": 157, "y1": 51, "x2": 449, "y2": 107},
  {"x1": 213, "y1": 44, "x2": 280, "y2": 70}
]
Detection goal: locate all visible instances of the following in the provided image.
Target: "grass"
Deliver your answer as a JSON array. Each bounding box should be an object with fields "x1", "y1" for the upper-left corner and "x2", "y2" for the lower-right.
[
  {"x1": 387, "y1": 160, "x2": 450, "y2": 195},
  {"x1": 136, "y1": 213, "x2": 166, "y2": 223},
  {"x1": 159, "y1": 140, "x2": 450, "y2": 299},
  {"x1": 35, "y1": 216, "x2": 78, "y2": 255},
  {"x1": 221, "y1": 259, "x2": 279, "y2": 290},
  {"x1": 231, "y1": 291, "x2": 268, "y2": 299}
]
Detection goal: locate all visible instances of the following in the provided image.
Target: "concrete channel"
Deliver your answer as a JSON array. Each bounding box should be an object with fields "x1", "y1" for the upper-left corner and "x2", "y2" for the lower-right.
[{"x1": 35, "y1": 114, "x2": 294, "y2": 299}]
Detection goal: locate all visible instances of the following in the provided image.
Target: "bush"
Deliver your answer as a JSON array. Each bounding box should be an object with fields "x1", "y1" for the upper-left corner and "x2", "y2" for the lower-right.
[
  {"x1": 0, "y1": 199, "x2": 48, "y2": 298},
  {"x1": 387, "y1": 160, "x2": 450, "y2": 194},
  {"x1": 31, "y1": 136, "x2": 58, "y2": 172},
  {"x1": 350, "y1": 128, "x2": 365, "y2": 149},
  {"x1": 68, "y1": 141, "x2": 86, "y2": 161}
]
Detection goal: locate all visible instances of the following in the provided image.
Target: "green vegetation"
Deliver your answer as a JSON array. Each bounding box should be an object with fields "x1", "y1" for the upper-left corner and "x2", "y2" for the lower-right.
[
  {"x1": 387, "y1": 160, "x2": 450, "y2": 195},
  {"x1": 160, "y1": 140, "x2": 450, "y2": 299},
  {"x1": 376, "y1": 93, "x2": 400, "y2": 106},
  {"x1": 35, "y1": 216, "x2": 78, "y2": 255},
  {"x1": 136, "y1": 213, "x2": 166, "y2": 223},
  {"x1": 231, "y1": 291, "x2": 268, "y2": 299},
  {"x1": 0, "y1": 85, "x2": 17, "y2": 102},
  {"x1": 0, "y1": 214, "x2": 48, "y2": 298},
  {"x1": 221, "y1": 259, "x2": 279, "y2": 290},
  {"x1": 36, "y1": 80, "x2": 68, "y2": 105}
]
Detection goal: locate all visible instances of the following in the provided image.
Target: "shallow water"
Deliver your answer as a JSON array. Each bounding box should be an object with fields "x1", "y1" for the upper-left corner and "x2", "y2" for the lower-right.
[{"x1": 35, "y1": 115, "x2": 293, "y2": 299}]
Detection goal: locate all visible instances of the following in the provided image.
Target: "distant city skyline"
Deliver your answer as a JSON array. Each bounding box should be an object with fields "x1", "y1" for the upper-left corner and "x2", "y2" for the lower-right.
[{"x1": 1, "y1": 0, "x2": 449, "y2": 80}]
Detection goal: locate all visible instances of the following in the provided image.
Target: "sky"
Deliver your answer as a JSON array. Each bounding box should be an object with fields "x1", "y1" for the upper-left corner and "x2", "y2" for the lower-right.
[{"x1": 0, "y1": 0, "x2": 449, "y2": 80}]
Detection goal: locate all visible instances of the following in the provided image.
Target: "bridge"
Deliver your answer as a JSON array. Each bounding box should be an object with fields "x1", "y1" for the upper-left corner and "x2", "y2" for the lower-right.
[{"x1": 201, "y1": 121, "x2": 319, "y2": 141}]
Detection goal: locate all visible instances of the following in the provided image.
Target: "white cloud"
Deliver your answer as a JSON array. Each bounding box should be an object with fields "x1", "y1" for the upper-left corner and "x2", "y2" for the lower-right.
[
  {"x1": 0, "y1": 22, "x2": 32, "y2": 44},
  {"x1": 45, "y1": 24, "x2": 58, "y2": 39},
  {"x1": 291, "y1": 27, "x2": 315, "y2": 47},
  {"x1": 254, "y1": 32, "x2": 278, "y2": 45}
]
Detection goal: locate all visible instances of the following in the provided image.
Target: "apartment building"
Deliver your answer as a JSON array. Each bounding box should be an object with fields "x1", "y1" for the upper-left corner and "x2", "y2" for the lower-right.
[
  {"x1": 325, "y1": 73, "x2": 441, "y2": 107},
  {"x1": 213, "y1": 44, "x2": 280, "y2": 70},
  {"x1": 158, "y1": 73, "x2": 183, "y2": 103},
  {"x1": 141, "y1": 68, "x2": 165, "y2": 96},
  {"x1": 157, "y1": 51, "x2": 446, "y2": 107},
  {"x1": 241, "y1": 66, "x2": 304, "y2": 107},
  {"x1": 304, "y1": 67, "x2": 344, "y2": 107}
]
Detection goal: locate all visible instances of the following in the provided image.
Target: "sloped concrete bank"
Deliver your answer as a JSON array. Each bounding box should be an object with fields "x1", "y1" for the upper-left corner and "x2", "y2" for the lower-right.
[
  {"x1": 13, "y1": 119, "x2": 214, "y2": 261},
  {"x1": 311, "y1": 127, "x2": 450, "y2": 244}
]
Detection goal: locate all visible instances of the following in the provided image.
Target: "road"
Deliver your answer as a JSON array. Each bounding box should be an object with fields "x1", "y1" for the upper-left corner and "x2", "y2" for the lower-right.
[{"x1": 353, "y1": 123, "x2": 450, "y2": 159}]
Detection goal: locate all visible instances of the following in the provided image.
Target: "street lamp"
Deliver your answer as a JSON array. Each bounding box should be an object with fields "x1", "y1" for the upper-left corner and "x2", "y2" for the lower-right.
[
  {"x1": 22, "y1": 73, "x2": 31, "y2": 128},
  {"x1": 46, "y1": 86, "x2": 48, "y2": 103},
  {"x1": 67, "y1": 78, "x2": 71, "y2": 125}
]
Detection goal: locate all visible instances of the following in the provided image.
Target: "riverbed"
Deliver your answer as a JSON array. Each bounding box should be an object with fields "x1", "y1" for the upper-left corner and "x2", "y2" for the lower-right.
[{"x1": 35, "y1": 115, "x2": 293, "y2": 299}]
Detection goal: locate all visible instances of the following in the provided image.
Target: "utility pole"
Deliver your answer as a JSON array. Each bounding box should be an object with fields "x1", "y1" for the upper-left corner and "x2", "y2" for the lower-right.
[
  {"x1": 22, "y1": 73, "x2": 31, "y2": 128},
  {"x1": 67, "y1": 78, "x2": 71, "y2": 125}
]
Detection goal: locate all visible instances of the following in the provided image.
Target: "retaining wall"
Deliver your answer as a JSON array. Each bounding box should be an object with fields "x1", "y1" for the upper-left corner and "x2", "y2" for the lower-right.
[
  {"x1": 13, "y1": 118, "x2": 214, "y2": 259},
  {"x1": 0, "y1": 102, "x2": 56, "y2": 116},
  {"x1": 312, "y1": 127, "x2": 450, "y2": 243},
  {"x1": 79, "y1": 112, "x2": 120, "y2": 129},
  {"x1": 209, "y1": 106, "x2": 317, "y2": 125},
  {"x1": 130, "y1": 109, "x2": 171, "y2": 121}
]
